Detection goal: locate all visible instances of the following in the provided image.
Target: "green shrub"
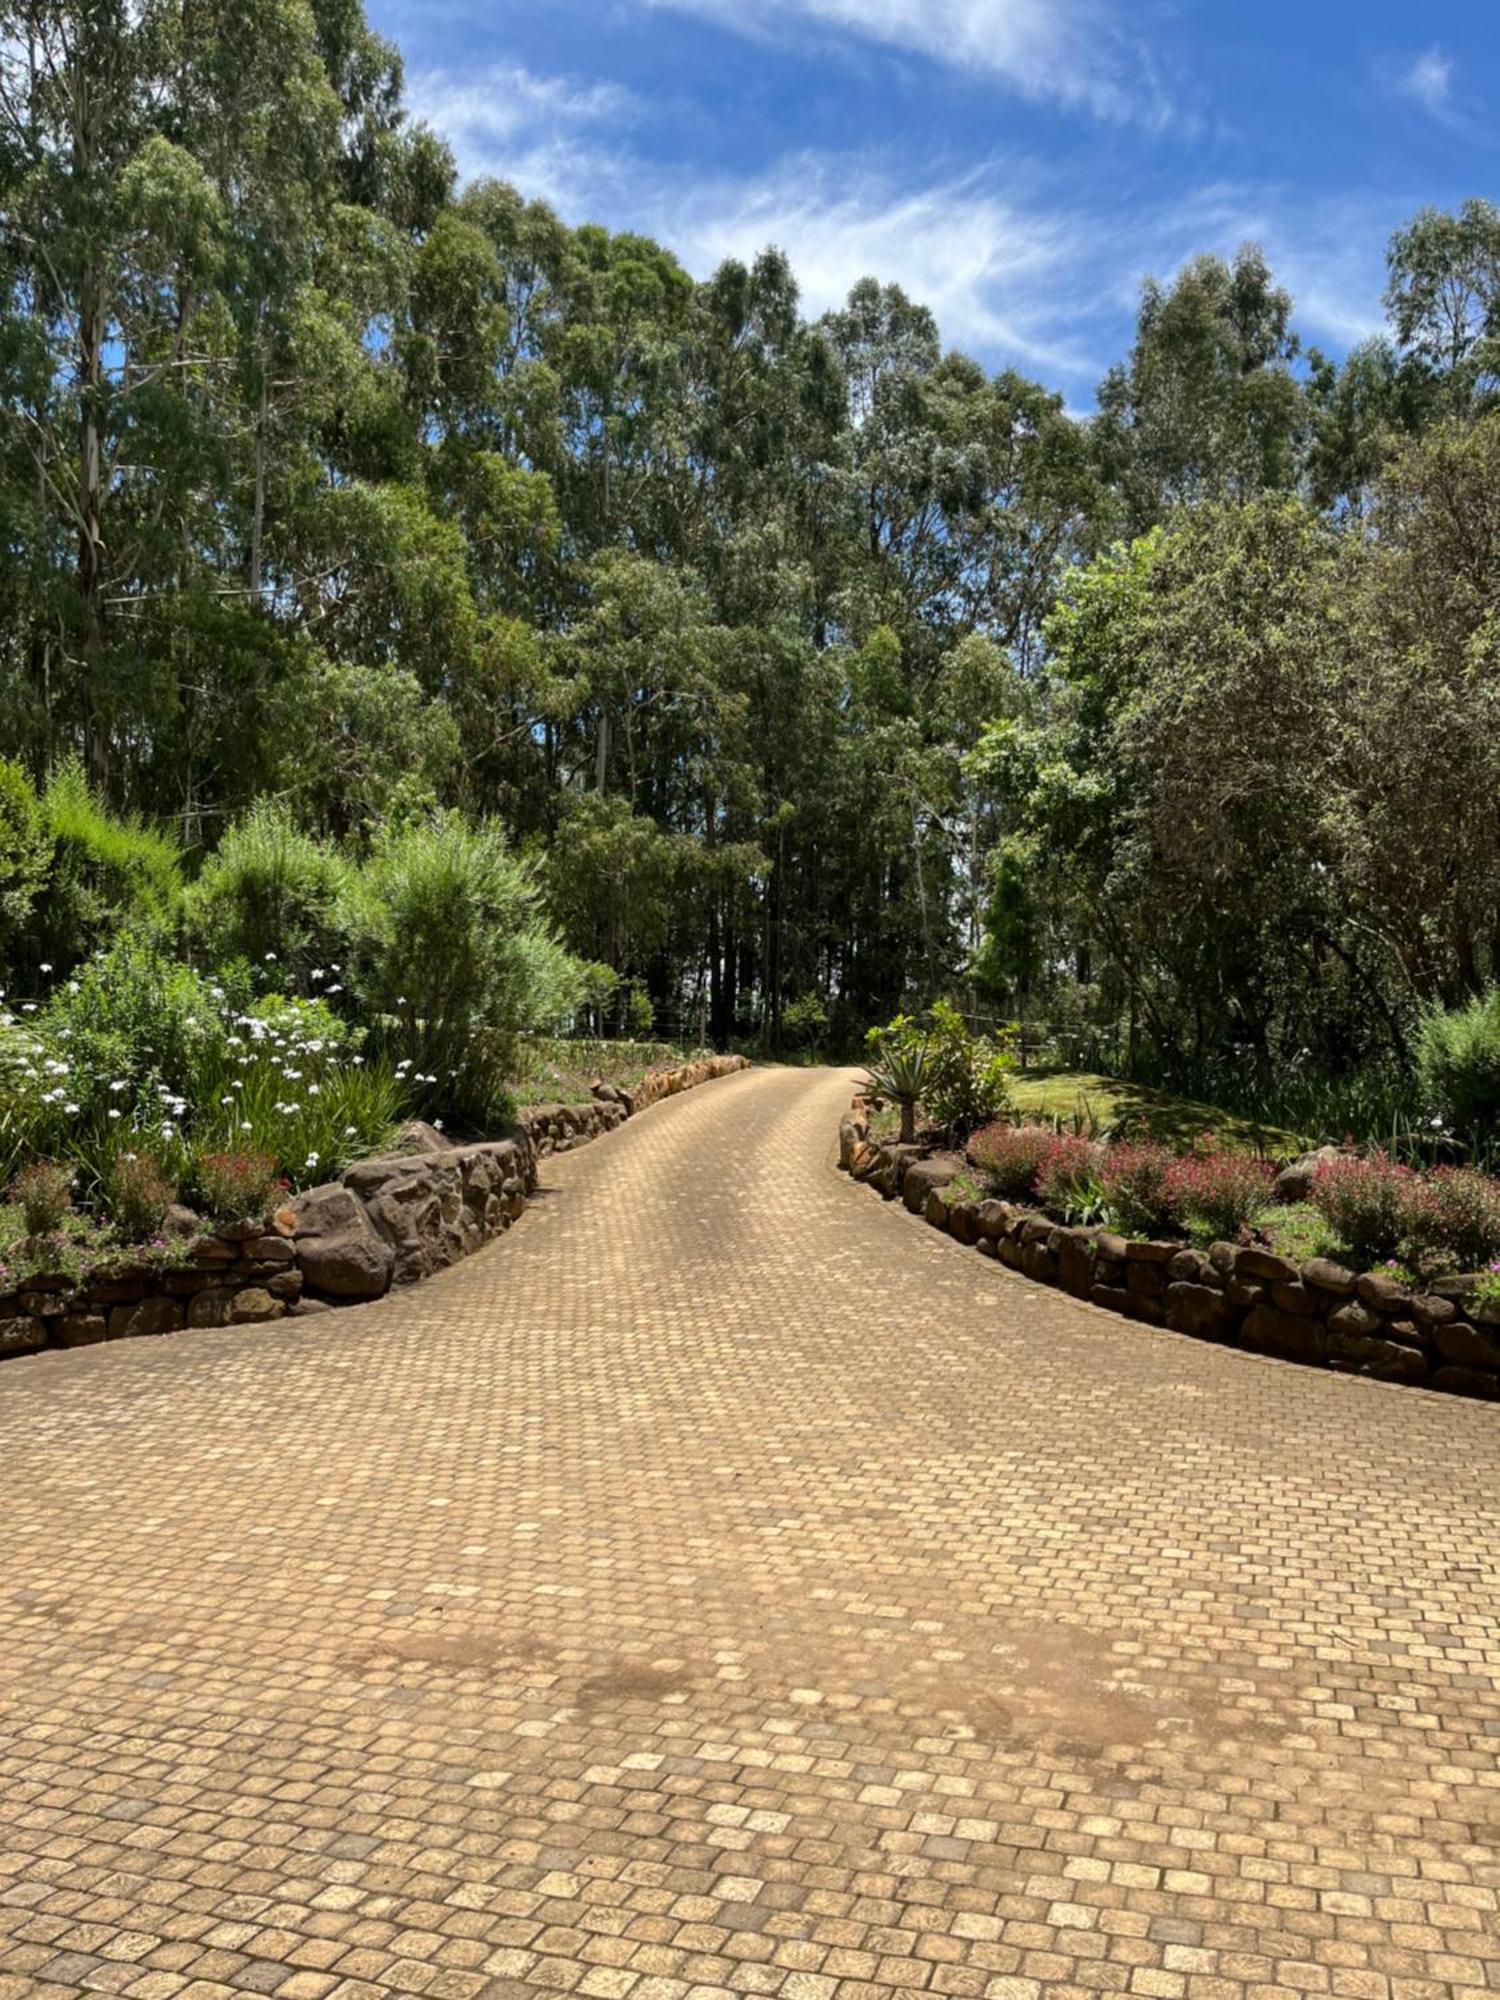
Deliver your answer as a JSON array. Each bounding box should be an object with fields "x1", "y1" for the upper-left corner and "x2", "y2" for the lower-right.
[
  {"x1": 968, "y1": 1122, "x2": 1055, "y2": 1200},
  {"x1": 348, "y1": 812, "x2": 584, "y2": 1128},
  {"x1": 186, "y1": 800, "x2": 351, "y2": 989},
  {"x1": 109, "y1": 1150, "x2": 178, "y2": 1242},
  {"x1": 1415, "y1": 987, "x2": 1500, "y2": 1143},
  {"x1": 1420, "y1": 1167, "x2": 1500, "y2": 1271},
  {"x1": 192, "y1": 1149, "x2": 285, "y2": 1223},
  {"x1": 866, "y1": 1004, "x2": 1013, "y2": 1139},
  {"x1": 1099, "y1": 1141, "x2": 1179, "y2": 1235},
  {"x1": 1166, "y1": 1145, "x2": 1275, "y2": 1241},
  {"x1": 0, "y1": 758, "x2": 50, "y2": 973},
  {"x1": 1308, "y1": 1151, "x2": 1422, "y2": 1262},
  {"x1": 8, "y1": 1158, "x2": 73, "y2": 1235},
  {"x1": 1035, "y1": 1134, "x2": 1104, "y2": 1222},
  {"x1": 31, "y1": 759, "x2": 182, "y2": 976}
]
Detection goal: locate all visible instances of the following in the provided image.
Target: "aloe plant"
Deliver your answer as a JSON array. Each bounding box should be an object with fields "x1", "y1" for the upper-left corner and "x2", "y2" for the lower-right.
[{"x1": 866, "y1": 1042, "x2": 929, "y2": 1145}]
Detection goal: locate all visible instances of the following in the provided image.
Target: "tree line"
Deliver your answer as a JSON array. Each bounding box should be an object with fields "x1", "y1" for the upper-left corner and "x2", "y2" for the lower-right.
[{"x1": 4, "y1": 0, "x2": 1500, "y2": 1101}]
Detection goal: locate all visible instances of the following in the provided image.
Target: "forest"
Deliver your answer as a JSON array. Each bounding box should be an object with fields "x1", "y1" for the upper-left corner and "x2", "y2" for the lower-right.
[{"x1": 4, "y1": 0, "x2": 1500, "y2": 1143}]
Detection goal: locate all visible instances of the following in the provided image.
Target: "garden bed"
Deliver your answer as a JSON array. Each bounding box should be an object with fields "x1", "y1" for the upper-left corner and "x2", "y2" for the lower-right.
[
  {"x1": 839, "y1": 1096, "x2": 1500, "y2": 1401},
  {"x1": 0, "y1": 1055, "x2": 749, "y2": 1363}
]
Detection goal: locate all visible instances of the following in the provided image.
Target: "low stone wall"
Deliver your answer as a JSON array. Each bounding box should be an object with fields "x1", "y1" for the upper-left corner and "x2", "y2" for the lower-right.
[
  {"x1": 839, "y1": 1097, "x2": 1500, "y2": 1402},
  {"x1": 0, "y1": 1054, "x2": 750, "y2": 1361}
]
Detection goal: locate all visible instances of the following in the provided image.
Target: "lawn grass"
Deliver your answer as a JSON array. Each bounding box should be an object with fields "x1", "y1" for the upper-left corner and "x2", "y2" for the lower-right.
[
  {"x1": 1006, "y1": 1069, "x2": 1306, "y2": 1159},
  {"x1": 509, "y1": 1035, "x2": 702, "y2": 1108}
]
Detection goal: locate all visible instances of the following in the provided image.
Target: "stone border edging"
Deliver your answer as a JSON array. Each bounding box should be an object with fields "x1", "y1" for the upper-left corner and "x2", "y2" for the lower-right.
[
  {"x1": 0, "y1": 1055, "x2": 751, "y2": 1362},
  {"x1": 838, "y1": 1094, "x2": 1500, "y2": 1403}
]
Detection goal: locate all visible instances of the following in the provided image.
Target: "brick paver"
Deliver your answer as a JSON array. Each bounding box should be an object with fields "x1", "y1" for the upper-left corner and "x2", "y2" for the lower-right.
[{"x1": 1, "y1": 1064, "x2": 1497, "y2": 2000}]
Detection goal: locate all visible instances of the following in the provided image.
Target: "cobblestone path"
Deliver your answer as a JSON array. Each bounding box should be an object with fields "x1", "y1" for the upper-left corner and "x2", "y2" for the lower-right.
[{"x1": 2, "y1": 1065, "x2": 1497, "y2": 2000}]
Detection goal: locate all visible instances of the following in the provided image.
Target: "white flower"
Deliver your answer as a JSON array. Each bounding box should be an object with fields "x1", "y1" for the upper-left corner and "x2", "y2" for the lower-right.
[
  {"x1": 64, "y1": 1102, "x2": 78, "y2": 1114},
  {"x1": 305, "y1": 1151, "x2": 319, "y2": 1168},
  {"x1": 39, "y1": 962, "x2": 51, "y2": 973},
  {"x1": 109, "y1": 1080, "x2": 128, "y2": 1094},
  {"x1": 241, "y1": 1121, "x2": 252, "y2": 1132},
  {"x1": 264, "y1": 952, "x2": 277, "y2": 961},
  {"x1": 432, "y1": 1119, "x2": 444, "y2": 1132},
  {"x1": 108, "y1": 1108, "x2": 121, "y2": 1120},
  {"x1": 344, "y1": 1125, "x2": 357, "y2": 1137},
  {"x1": 220, "y1": 1096, "x2": 233, "y2": 1106},
  {"x1": 311, "y1": 968, "x2": 325, "y2": 981}
]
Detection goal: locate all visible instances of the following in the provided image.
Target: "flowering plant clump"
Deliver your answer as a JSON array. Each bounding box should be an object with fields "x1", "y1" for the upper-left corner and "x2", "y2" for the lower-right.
[
  {"x1": 8, "y1": 1158, "x2": 74, "y2": 1235},
  {"x1": 968, "y1": 1122, "x2": 1057, "y2": 1200},
  {"x1": 1472, "y1": 1260, "x2": 1500, "y2": 1309},
  {"x1": 1165, "y1": 1143, "x2": 1275, "y2": 1241},
  {"x1": 108, "y1": 1151, "x2": 178, "y2": 1244},
  {"x1": 1098, "y1": 1140, "x2": 1179, "y2": 1236},
  {"x1": 1035, "y1": 1134, "x2": 1103, "y2": 1222},
  {"x1": 1307, "y1": 1151, "x2": 1423, "y2": 1262},
  {"x1": 1420, "y1": 1167, "x2": 1500, "y2": 1271},
  {"x1": 192, "y1": 1149, "x2": 286, "y2": 1224}
]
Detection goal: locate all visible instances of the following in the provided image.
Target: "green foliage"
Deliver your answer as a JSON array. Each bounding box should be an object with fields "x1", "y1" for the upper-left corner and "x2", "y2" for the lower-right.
[
  {"x1": 8, "y1": 1158, "x2": 73, "y2": 1235},
  {"x1": 1415, "y1": 989, "x2": 1500, "y2": 1143},
  {"x1": 0, "y1": 760, "x2": 49, "y2": 969},
  {"x1": 108, "y1": 1151, "x2": 179, "y2": 1242},
  {"x1": 350, "y1": 812, "x2": 584, "y2": 1126},
  {"x1": 968, "y1": 1123, "x2": 1056, "y2": 1201},
  {"x1": 191, "y1": 1150, "x2": 285, "y2": 1224},
  {"x1": 186, "y1": 801, "x2": 352, "y2": 988}
]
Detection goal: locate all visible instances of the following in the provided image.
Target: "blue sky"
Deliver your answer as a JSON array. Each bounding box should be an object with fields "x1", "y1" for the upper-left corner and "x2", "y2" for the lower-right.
[{"x1": 369, "y1": 0, "x2": 1498, "y2": 405}]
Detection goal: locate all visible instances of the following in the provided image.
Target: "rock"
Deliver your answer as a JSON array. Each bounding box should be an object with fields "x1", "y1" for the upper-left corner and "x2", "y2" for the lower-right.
[
  {"x1": 998, "y1": 1236, "x2": 1024, "y2": 1270},
  {"x1": 230, "y1": 1288, "x2": 284, "y2": 1324},
  {"x1": 1165, "y1": 1282, "x2": 1237, "y2": 1342},
  {"x1": 1020, "y1": 1240, "x2": 1057, "y2": 1284},
  {"x1": 1237, "y1": 1247, "x2": 1300, "y2": 1285},
  {"x1": 974, "y1": 1200, "x2": 1011, "y2": 1241},
  {"x1": 1407, "y1": 1291, "x2": 1456, "y2": 1326},
  {"x1": 1207, "y1": 1241, "x2": 1240, "y2": 1277},
  {"x1": 1095, "y1": 1232, "x2": 1129, "y2": 1262},
  {"x1": 187, "y1": 1290, "x2": 237, "y2": 1328},
  {"x1": 162, "y1": 1203, "x2": 202, "y2": 1240},
  {"x1": 395, "y1": 1119, "x2": 455, "y2": 1154},
  {"x1": 903, "y1": 1156, "x2": 958, "y2": 1214},
  {"x1": 248, "y1": 1235, "x2": 295, "y2": 1266},
  {"x1": 1355, "y1": 1272, "x2": 1411, "y2": 1315},
  {"x1": 1432, "y1": 1318, "x2": 1500, "y2": 1372},
  {"x1": 1090, "y1": 1283, "x2": 1131, "y2": 1315},
  {"x1": 1125, "y1": 1260, "x2": 1166, "y2": 1299},
  {"x1": 1327, "y1": 1328, "x2": 1431, "y2": 1384},
  {"x1": 1429, "y1": 1366, "x2": 1500, "y2": 1400},
  {"x1": 947, "y1": 1202, "x2": 980, "y2": 1247},
  {"x1": 57, "y1": 1312, "x2": 107, "y2": 1347},
  {"x1": 1301, "y1": 1257, "x2": 1356, "y2": 1297},
  {"x1": 1270, "y1": 1280, "x2": 1321, "y2": 1317},
  {"x1": 1241, "y1": 1305, "x2": 1326, "y2": 1366},
  {"x1": 289, "y1": 1296, "x2": 332, "y2": 1316},
  {"x1": 107, "y1": 1297, "x2": 182, "y2": 1340},
  {"x1": 1123, "y1": 1239, "x2": 1177, "y2": 1263},
  {"x1": 1168, "y1": 1248, "x2": 1217, "y2": 1287},
  {"x1": 1272, "y1": 1146, "x2": 1343, "y2": 1204},
  {"x1": 0, "y1": 1315, "x2": 46, "y2": 1355},
  {"x1": 838, "y1": 1114, "x2": 866, "y2": 1171},
  {"x1": 266, "y1": 1269, "x2": 302, "y2": 1301},
  {"x1": 291, "y1": 1183, "x2": 394, "y2": 1300},
  {"x1": 1056, "y1": 1229, "x2": 1097, "y2": 1299},
  {"x1": 1328, "y1": 1300, "x2": 1383, "y2": 1341},
  {"x1": 1226, "y1": 1276, "x2": 1266, "y2": 1309}
]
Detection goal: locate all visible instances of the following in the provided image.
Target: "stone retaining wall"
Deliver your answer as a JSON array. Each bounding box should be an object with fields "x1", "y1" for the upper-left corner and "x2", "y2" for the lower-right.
[
  {"x1": 839, "y1": 1096, "x2": 1500, "y2": 1402},
  {"x1": 0, "y1": 1055, "x2": 750, "y2": 1362}
]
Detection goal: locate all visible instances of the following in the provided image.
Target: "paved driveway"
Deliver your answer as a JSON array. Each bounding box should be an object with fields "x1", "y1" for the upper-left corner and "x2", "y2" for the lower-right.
[{"x1": 1, "y1": 1066, "x2": 1497, "y2": 2000}]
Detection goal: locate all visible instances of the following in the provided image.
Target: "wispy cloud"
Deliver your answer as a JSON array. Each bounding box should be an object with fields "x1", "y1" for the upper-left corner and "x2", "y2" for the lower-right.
[
  {"x1": 402, "y1": 55, "x2": 1398, "y2": 389},
  {"x1": 1396, "y1": 46, "x2": 1455, "y2": 121},
  {"x1": 406, "y1": 62, "x2": 639, "y2": 209},
  {"x1": 646, "y1": 0, "x2": 1176, "y2": 128}
]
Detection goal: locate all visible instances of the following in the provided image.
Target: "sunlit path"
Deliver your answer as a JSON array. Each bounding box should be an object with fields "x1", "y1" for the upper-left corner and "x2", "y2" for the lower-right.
[{"x1": 2, "y1": 1066, "x2": 1497, "y2": 2000}]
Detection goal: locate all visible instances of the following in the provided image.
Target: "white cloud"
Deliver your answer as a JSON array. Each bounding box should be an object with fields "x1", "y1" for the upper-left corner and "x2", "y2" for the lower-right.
[
  {"x1": 646, "y1": 0, "x2": 1174, "y2": 127},
  {"x1": 667, "y1": 155, "x2": 1104, "y2": 375},
  {"x1": 406, "y1": 63, "x2": 639, "y2": 209},
  {"x1": 1397, "y1": 46, "x2": 1454, "y2": 120},
  {"x1": 402, "y1": 62, "x2": 1396, "y2": 388}
]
